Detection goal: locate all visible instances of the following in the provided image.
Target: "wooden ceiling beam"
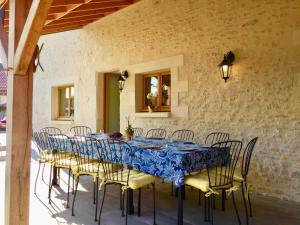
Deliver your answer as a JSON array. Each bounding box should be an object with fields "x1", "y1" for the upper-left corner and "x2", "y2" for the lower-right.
[
  {"x1": 52, "y1": 0, "x2": 85, "y2": 6},
  {"x1": 48, "y1": 5, "x2": 68, "y2": 14},
  {"x1": 48, "y1": 14, "x2": 103, "y2": 25},
  {"x1": 14, "y1": 0, "x2": 53, "y2": 75},
  {"x1": 73, "y1": 0, "x2": 133, "y2": 12},
  {"x1": 44, "y1": 19, "x2": 94, "y2": 29},
  {"x1": 61, "y1": 7, "x2": 117, "y2": 18},
  {"x1": 42, "y1": 25, "x2": 83, "y2": 35},
  {"x1": 45, "y1": 0, "x2": 93, "y2": 25}
]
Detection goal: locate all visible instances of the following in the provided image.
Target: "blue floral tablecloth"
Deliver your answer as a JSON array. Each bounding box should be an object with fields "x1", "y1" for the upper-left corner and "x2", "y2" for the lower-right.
[{"x1": 49, "y1": 134, "x2": 228, "y2": 187}]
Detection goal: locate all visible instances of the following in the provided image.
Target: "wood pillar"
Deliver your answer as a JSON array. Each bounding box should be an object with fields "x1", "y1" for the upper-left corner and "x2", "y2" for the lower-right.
[
  {"x1": 5, "y1": 1, "x2": 34, "y2": 225},
  {"x1": 4, "y1": 0, "x2": 52, "y2": 224}
]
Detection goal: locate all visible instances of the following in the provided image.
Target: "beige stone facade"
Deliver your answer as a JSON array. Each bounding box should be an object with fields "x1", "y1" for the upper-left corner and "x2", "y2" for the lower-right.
[{"x1": 33, "y1": 0, "x2": 300, "y2": 202}]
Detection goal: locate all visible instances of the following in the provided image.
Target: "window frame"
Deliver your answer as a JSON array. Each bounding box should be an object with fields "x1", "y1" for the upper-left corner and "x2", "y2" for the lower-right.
[
  {"x1": 142, "y1": 71, "x2": 171, "y2": 112},
  {"x1": 57, "y1": 85, "x2": 74, "y2": 120}
]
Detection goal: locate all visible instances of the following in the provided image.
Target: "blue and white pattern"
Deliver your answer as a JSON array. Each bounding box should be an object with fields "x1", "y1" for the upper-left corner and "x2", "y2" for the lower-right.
[{"x1": 50, "y1": 134, "x2": 228, "y2": 187}]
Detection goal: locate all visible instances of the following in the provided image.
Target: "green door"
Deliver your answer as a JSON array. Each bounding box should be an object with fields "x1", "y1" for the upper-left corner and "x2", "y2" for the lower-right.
[{"x1": 106, "y1": 74, "x2": 120, "y2": 133}]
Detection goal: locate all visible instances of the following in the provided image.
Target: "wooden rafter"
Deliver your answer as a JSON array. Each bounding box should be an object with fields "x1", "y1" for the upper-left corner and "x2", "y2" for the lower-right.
[{"x1": 2, "y1": 0, "x2": 137, "y2": 35}]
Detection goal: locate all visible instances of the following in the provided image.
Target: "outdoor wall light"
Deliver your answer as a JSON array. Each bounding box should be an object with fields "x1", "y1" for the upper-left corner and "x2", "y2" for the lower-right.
[
  {"x1": 118, "y1": 70, "x2": 129, "y2": 92},
  {"x1": 218, "y1": 51, "x2": 235, "y2": 83}
]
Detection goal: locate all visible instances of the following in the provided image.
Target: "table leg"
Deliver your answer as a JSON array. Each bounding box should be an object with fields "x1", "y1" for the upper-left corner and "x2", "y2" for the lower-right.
[
  {"x1": 175, "y1": 185, "x2": 186, "y2": 200},
  {"x1": 127, "y1": 188, "x2": 134, "y2": 214},
  {"x1": 52, "y1": 166, "x2": 58, "y2": 185},
  {"x1": 177, "y1": 186, "x2": 183, "y2": 225}
]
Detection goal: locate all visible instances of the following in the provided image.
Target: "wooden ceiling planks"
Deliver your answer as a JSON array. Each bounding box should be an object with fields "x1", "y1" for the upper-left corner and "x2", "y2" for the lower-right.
[{"x1": 1, "y1": 0, "x2": 136, "y2": 35}]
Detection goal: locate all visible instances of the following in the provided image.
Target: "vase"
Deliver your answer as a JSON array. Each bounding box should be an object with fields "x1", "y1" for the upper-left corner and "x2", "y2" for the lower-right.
[
  {"x1": 148, "y1": 106, "x2": 153, "y2": 113},
  {"x1": 124, "y1": 130, "x2": 134, "y2": 140}
]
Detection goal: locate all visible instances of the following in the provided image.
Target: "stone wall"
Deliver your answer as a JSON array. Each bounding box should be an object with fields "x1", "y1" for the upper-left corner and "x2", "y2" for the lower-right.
[{"x1": 33, "y1": 0, "x2": 300, "y2": 202}]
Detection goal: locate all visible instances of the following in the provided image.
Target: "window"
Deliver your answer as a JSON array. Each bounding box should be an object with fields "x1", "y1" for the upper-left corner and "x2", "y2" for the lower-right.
[
  {"x1": 58, "y1": 85, "x2": 74, "y2": 120},
  {"x1": 142, "y1": 71, "x2": 171, "y2": 112}
]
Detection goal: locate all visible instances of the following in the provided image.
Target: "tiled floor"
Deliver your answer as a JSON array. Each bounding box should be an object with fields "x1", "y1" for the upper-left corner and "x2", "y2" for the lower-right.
[{"x1": 1, "y1": 149, "x2": 300, "y2": 225}]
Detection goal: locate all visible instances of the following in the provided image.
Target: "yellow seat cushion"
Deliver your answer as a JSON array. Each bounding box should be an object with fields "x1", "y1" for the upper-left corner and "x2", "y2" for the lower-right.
[
  {"x1": 107, "y1": 169, "x2": 156, "y2": 190},
  {"x1": 185, "y1": 173, "x2": 210, "y2": 192},
  {"x1": 232, "y1": 167, "x2": 244, "y2": 182},
  {"x1": 72, "y1": 162, "x2": 104, "y2": 180},
  {"x1": 185, "y1": 170, "x2": 232, "y2": 192},
  {"x1": 54, "y1": 158, "x2": 78, "y2": 168},
  {"x1": 39, "y1": 150, "x2": 55, "y2": 163}
]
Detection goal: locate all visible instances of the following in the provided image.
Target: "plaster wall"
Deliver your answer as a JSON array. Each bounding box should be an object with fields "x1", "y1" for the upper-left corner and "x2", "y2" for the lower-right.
[{"x1": 33, "y1": 0, "x2": 300, "y2": 201}]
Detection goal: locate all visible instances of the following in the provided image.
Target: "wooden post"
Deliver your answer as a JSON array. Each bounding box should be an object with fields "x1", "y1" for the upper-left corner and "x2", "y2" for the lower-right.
[
  {"x1": 5, "y1": 0, "x2": 32, "y2": 224},
  {"x1": 5, "y1": 1, "x2": 52, "y2": 225}
]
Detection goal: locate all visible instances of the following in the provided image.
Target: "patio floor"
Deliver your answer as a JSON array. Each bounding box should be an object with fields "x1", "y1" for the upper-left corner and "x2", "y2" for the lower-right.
[{"x1": 1, "y1": 146, "x2": 300, "y2": 225}]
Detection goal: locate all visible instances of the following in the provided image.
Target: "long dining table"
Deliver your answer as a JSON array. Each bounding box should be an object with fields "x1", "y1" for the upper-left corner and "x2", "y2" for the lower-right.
[{"x1": 49, "y1": 133, "x2": 228, "y2": 225}]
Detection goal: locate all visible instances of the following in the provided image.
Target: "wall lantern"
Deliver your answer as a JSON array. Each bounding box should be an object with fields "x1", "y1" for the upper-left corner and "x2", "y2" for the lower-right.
[
  {"x1": 118, "y1": 70, "x2": 129, "y2": 92},
  {"x1": 218, "y1": 51, "x2": 235, "y2": 83}
]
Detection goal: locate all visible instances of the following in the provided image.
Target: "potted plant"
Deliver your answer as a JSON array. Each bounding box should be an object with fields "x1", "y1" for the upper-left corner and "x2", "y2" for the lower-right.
[
  {"x1": 124, "y1": 116, "x2": 134, "y2": 140},
  {"x1": 146, "y1": 92, "x2": 155, "y2": 112}
]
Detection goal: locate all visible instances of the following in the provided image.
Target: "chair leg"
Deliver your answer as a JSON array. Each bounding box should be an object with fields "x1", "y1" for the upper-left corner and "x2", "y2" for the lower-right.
[
  {"x1": 246, "y1": 181, "x2": 253, "y2": 217},
  {"x1": 95, "y1": 177, "x2": 99, "y2": 221},
  {"x1": 204, "y1": 195, "x2": 208, "y2": 222},
  {"x1": 222, "y1": 189, "x2": 226, "y2": 211},
  {"x1": 212, "y1": 195, "x2": 216, "y2": 209},
  {"x1": 120, "y1": 185, "x2": 123, "y2": 210},
  {"x1": 152, "y1": 183, "x2": 156, "y2": 225},
  {"x1": 207, "y1": 196, "x2": 213, "y2": 225},
  {"x1": 231, "y1": 192, "x2": 241, "y2": 225},
  {"x1": 71, "y1": 176, "x2": 80, "y2": 216},
  {"x1": 137, "y1": 188, "x2": 141, "y2": 217},
  {"x1": 171, "y1": 181, "x2": 174, "y2": 196},
  {"x1": 125, "y1": 190, "x2": 128, "y2": 225},
  {"x1": 241, "y1": 182, "x2": 249, "y2": 225},
  {"x1": 198, "y1": 190, "x2": 201, "y2": 205},
  {"x1": 48, "y1": 165, "x2": 53, "y2": 204},
  {"x1": 98, "y1": 183, "x2": 107, "y2": 225},
  {"x1": 93, "y1": 180, "x2": 96, "y2": 204},
  {"x1": 72, "y1": 174, "x2": 75, "y2": 194},
  {"x1": 41, "y1": 164, "x2": 46, "y2": 182},
  {"x1": 34, "y1": 162, "x2": 41, "y2": 195},
  {"x1": 67, "y1": 169, "x2": 71, "y2": 208},
  {"x1": 122, "y1": 189, "x2": 125, "y2": 217}
]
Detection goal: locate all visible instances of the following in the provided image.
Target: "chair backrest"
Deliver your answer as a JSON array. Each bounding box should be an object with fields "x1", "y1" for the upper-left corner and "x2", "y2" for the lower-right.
[
  {"x1": 70, "y1": 126, "x2": 92, "y2": 136},
  {"x1": 207, "y1": 140, "x2": 243, "y2": 188},
  {"x1": 32, "y1": 131, "x2": 50, "y2": 153},
  {"x1": 171, "y1": 129, "x2": 194, "y2": 142},
  {"x1": 133, "y1": 127, "x2": 143, "y2": 137},
  {"x1": 205, "y1": 132, "x2": 229, "y2": 145},
  {"x1": 98, "y1": 139, "x2": 134, "y2": 186},
  {"x1": 146, "y1": 128, "x2": 166, "y2": 139},
  {"x1": 241, "y1": 137, "x2": 258, "y2": 178},
  {"x1": 70, "y1": 136, "x2": 102, "y2": 174},
  {"x1": 48, "y1": 134, "x2": 73, "y2": 166},
  {"x1": 40, "y1": 127, "x2": 62, "y2": 134}
]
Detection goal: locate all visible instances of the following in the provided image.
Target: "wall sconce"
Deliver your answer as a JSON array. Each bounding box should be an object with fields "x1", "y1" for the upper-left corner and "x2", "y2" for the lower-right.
[
  {"x1": 218, "y1": 51, "x2": 235, "y2": 83},
  {"x1": 118, "y1": 70, "x2": 129, "y2": 92}
]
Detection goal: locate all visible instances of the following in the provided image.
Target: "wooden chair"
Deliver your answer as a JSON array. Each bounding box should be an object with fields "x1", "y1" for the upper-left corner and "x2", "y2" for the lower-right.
[
  {"x1": 133, "y1": 127, "x2": 143, "y2": 137},
  {"x1": 47, "y1": 134, "x2": 77, "y2": 207},
  {"x1": 205, "y1": 132, "x2": 230, "y2": 145},
  {"x1": 185, "y1": 141, "x2": 243, "y2": 225},
  {"x1": 146, "y1": 128, "x2": 166, "y2": 139},
  {"x1": 97, "y1": 139, "x2": 157, "y2": 225},
  {"x1": 171, "y1": 129, "x2": 194, "y2": 142},
  {"x1": 70, "y1": 126, "x2": 92, "y2": 136},
  {"x1": 70, "y1": 136, "x2": 103, "y2": 221},
  {"x1": 40, "y1": 127, "x2": 62, "y2": 134}
]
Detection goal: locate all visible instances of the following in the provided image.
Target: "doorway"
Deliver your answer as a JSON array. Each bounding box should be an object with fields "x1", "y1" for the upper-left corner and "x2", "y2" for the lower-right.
[{"x1": 103, "y1": 73, "x2": 120, "y2": 133}]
